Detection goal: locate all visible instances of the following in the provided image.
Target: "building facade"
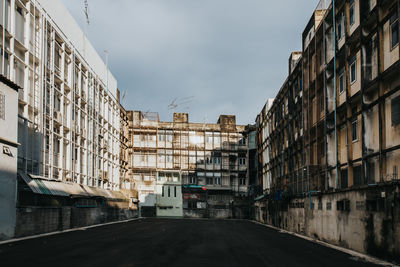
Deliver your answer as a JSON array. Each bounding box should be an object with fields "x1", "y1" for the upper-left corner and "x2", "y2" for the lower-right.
[
  {"x1": 0, "y1": 0, "x2": 121, "y2": 190},
  {"x1": 254, "y1": 0, "x2": 400, "y2": 261},
  {"x1": 0, "y1": 75, "x2": 20, "y2": 240},
  {"x1": 128, "y1": 111, "x2": 251, "y2": 218}
]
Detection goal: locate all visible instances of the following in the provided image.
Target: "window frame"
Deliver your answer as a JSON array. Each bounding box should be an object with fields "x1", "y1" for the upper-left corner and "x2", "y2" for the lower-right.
[
  {"x1": 350, "y1": 56, "x2": 357, "y2": 84},
  {"x1": 339, "y1": 69, "x2": 345, "y2": 94},
  {"x1": 349, "y1": 0, "x2": 355, "y2": 26},
  {"x1": 390, "y1": 10, "x2": 399, "y2": 50},
  {"x1": 352, "y1": 118, "x2": 358, "y2": 142}
]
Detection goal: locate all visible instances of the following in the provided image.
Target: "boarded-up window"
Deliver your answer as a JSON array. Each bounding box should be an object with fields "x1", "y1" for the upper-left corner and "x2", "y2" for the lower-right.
[{"x1": 391, "y1": 95, "x2": 400, "y2": 126}]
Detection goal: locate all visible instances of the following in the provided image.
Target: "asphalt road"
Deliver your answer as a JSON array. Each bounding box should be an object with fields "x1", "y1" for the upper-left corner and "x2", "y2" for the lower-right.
[{"x1": 0, "y1": 218, "x2": 386, "y2": 267}]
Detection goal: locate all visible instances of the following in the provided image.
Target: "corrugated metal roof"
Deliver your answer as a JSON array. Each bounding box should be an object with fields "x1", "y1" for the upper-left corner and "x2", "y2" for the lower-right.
[{"x1": 19, "y1": 172, "x2": 127, "y2": 200}]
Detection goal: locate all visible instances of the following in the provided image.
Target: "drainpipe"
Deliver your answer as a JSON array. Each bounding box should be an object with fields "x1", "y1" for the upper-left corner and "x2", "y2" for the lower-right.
[
  {"x1": 332, "y1": 0, "x2": 339, "y2": 189},
  {"x1": 309, "y1": 190, "x2": 320, "y2": 209}
]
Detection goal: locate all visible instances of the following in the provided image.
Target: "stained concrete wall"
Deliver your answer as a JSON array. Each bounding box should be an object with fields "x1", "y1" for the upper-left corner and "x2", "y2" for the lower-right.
[
  {"x1": 253, "y1": 184, "x2": 400, "y2": 263},
  {"x1": 15, "y1": 206, "x2": 138, "y2": 238},
  {"x1": 0, "y1": 81, "x2": 18, "y2": 241}
]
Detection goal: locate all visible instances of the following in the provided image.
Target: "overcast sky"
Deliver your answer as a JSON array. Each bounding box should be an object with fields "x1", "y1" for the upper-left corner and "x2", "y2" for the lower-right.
[{"x1": 61, "y1": 0, "x2": 320, "y2": 125}]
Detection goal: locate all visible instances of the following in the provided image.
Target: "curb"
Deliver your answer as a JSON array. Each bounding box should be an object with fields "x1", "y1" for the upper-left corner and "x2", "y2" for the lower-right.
[
  {"x1": 249, "y1": 220, "x2": 398, "y2": 267},
  {"x1": 0, "y1": 217, "x2": 143, "y2": 245}
]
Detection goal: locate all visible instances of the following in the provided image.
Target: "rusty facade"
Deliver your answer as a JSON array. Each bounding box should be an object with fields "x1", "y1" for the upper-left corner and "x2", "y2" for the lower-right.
[
  {"x1": 257, "y1": 0, "x2": 400, "y2": 199},
  {"x1": 127, "y1": 111, "x2": 251, "y2": 218}
]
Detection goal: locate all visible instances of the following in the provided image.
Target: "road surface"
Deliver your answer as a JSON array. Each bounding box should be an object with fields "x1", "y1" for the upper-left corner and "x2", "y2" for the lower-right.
[{"x1": 0, "y1": 218, "x2": 385, "y2": 267}]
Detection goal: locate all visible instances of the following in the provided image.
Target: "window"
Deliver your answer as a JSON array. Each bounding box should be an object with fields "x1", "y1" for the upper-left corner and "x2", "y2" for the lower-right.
[
  {"x1": 339, "y1": 69, "x2": 345, "y2": 94},
  {"x1": 189, "y1": 174, "x2": 196, "y2": 184},
  {"x1": 391, "y1": 95, "x2": 400, "y2": 126},
  {"x1": 353, "y1": 165, "x2": 363, "y2": 186},
  {"x1": 174, "y1": 186, "x2": 177, "y2": 198},
  {"x1": 206, "y1": 177, "x2": 213, "y2": 185},
  {"x1": 162, "y1": 186, "x2": 164, "y2": 197},
  {"x1": 391, "y1": 10, "x2": 399, "y2": 49},
  {"x1": 239, "y1": 177, "x2": 246, "y2": 185},
  {"x1": 326, "y1": 202, "x2": 332, "y2": 210},
  {"x1": 239, "y1": 138, "x2": 246, "y2": 146},
  {"x1": 341, "y1": 168, "x2": 348, "y2": 188},
  {"x1": 337, "y1": 200, "x2": 351, "y2": 211},
  {"x1": 158, "y1": 133, "x2": 165, "y2": 142},
  {"x1": 239, "y1": 158, "x2": 246, "y2": 165},
  {"x1": 337, "y1": 13, "x2": 344, "y2": 40},
  {"x1": 168, "y1": 186, "x2": 170, "y2": 197},
  {"x1": 352, "y1": 119, "x2": 358, "y2": 141},
  {"x1": 214, "y1": 177, "x2": 221, "y2": 185},
  {"x1": 350, "y1": 57, "x2": 357, "y2": 83},
  {"x1": 318, "y1": 202, "x2": 322, "y2": 210},
  {"x1": 214, "y1": 157, "x2": 221, "y2": 164},
  {"x1": 349, "y1": 0, "x2": 355, "y2": 26},
  {"x1": 0, "y1": 92, "x2": 5, "y2": 120}
]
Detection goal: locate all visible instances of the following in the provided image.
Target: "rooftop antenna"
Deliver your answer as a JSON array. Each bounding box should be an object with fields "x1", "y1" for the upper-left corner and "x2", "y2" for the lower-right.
[
  {"x1": 168, "y1": 96, "x2": 194, "y2": 115},
  {"x1": 84, "y1": 0, "x2": 90, "y2": 27}
]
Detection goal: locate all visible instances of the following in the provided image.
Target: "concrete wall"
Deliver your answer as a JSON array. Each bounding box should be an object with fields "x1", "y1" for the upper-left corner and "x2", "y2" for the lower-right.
[
  {"x1": 0, "y1": 82, "x2": 18, "y2": 241},
  {"x1": 15, "y1": 206, "x2": 138, "y2": 238},
  {"x1": 253, "y1": 184, "x2": 400, "y2": 262}
]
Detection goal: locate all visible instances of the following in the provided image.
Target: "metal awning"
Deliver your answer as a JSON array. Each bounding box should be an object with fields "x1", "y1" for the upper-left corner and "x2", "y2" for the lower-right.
[{"x1": 18, "y1": 172, "x2": 127, "y2": 200}]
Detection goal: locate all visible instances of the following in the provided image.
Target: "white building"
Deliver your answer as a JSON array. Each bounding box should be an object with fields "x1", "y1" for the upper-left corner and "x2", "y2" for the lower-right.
[
  {"x1": 0, "y1": 0, "x2": 121, "y2": 190},
  {"x1": 0, "y1": 75, "x2": 19, "y2": 240}
]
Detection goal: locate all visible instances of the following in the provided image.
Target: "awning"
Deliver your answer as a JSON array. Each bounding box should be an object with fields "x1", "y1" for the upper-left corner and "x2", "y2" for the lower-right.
[
  {"x1": 18, "y1": 172, "x2": 127, "y2": 200},
  {"x1": 19, "y1": 172, "x2": 69, "y2": 197}
]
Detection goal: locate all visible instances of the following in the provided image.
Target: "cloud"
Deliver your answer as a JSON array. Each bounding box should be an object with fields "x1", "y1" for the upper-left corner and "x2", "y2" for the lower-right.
[{"x1": 62, "y1": 0, "x2": 321, "y2": 124}]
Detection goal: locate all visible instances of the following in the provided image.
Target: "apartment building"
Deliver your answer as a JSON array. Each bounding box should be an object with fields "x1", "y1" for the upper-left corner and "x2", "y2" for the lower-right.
[
  {"x1": 254, "y1": 0, "x2": 400, "y2": 260},
  {"x1": 127, "y1": 111, "x2": 251, "y2": 218},
  {"x1": 0, "y1": 0, "x2": 121, "y2": 190}
]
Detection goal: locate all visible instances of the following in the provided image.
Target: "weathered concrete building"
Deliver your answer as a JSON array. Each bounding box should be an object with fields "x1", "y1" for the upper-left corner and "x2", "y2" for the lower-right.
[
  {"x1": 128, "y1": 111, "x2": 251, "y2": 218},
  {"x1": 0, "y1": 75, "x2": 20, "y2": 240},
  {"x1": 0, "y1": 0, "x2": 136, "y2": 240},
  {"x1": 254, "y1": 0, "x2": 400, "y2": 262}
]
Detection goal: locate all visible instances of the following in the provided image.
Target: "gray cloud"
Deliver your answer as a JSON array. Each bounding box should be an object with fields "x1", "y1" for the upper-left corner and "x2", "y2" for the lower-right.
[{"x1": 62, "y1": 0, "x2": 320, "y2": 124}]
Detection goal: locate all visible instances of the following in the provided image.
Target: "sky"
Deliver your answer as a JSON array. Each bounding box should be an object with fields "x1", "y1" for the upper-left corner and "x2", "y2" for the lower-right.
[{"x1": 61, "y1": 0, "x2": 320, "y2": 125}]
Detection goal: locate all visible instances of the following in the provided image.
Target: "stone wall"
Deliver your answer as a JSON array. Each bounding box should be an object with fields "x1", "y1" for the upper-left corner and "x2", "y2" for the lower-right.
[
  {"x1": 15, "y1": 206, "x2": 138, "y2": 238},
  {"x1": 253, "y1": 183, "x2": 400, "y2": 263}
]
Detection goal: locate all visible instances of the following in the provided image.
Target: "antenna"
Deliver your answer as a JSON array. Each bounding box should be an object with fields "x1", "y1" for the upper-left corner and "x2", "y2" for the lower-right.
[
  {"x1": 84, "y1": 0, "x2": 90, "y2": 26},
  {"x1": 168, "y1": 96, "x2": 194, "y2": 114}
]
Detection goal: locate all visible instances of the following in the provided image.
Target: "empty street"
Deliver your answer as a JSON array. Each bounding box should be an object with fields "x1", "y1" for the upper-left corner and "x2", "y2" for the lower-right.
[{"x1": 0, "y1": 219, "x2": 385, "y2": 267}]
